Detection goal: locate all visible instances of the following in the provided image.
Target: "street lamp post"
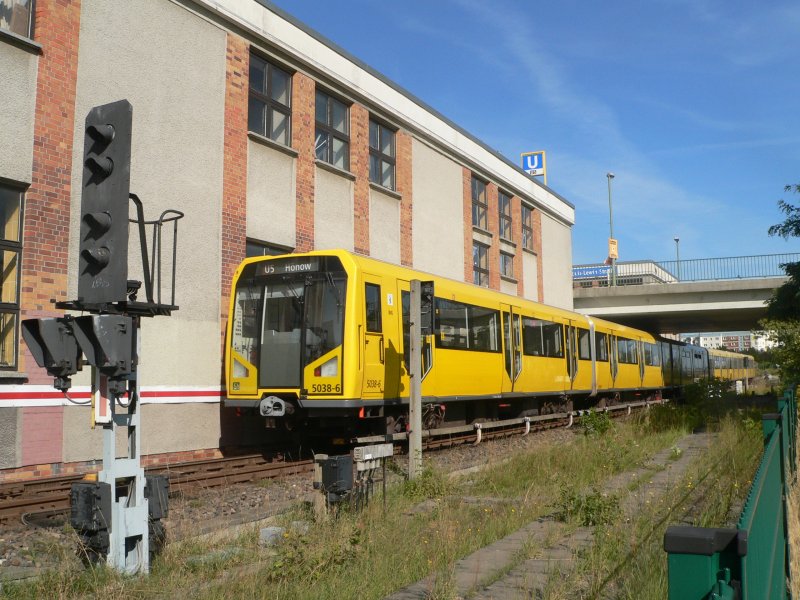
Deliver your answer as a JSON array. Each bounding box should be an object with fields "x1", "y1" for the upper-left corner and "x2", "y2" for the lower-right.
[
  {"x1": 674, "y1": 237, "x2": 681, "y2": 281},
  {"x1": 607, "y1": 172, "x2": 616, "y2": 286}
]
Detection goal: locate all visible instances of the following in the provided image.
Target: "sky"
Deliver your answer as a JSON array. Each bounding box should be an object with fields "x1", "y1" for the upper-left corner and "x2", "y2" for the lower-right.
[{"x1": 268, "y1": 0, "x2": 800, "y2": 266}]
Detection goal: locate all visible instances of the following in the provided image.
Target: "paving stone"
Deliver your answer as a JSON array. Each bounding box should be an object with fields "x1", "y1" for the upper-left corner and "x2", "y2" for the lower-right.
[{"x1": 385, "y1": 432, "x2": 714, "y2": 600}]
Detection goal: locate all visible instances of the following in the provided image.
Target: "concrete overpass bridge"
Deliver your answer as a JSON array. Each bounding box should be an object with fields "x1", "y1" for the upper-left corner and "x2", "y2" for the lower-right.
[{"x1": 572, "y1": 254, "x2": 798, "y2": 334}]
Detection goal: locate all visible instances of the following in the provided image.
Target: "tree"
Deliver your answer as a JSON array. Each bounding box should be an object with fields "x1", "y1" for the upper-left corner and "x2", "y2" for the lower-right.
[
  {"x1": 759, "y1": 184, "x2": 800, "y2": 383},
  {"x1": 766, "y1": 184, "x2": 800, "y2": 320},
  {"x1": 758, "y1": 320, "x2": 800, "y2": 383}
]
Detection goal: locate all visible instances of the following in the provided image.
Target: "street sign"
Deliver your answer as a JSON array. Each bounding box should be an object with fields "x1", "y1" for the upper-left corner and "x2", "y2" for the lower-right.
[
  {"x1": 608, "y1": 238, "x2": 618, "y2": 259},
  {"x1": 573, "y1": 266, "x2": 611, "y2": 279},
  {"x1": 521, "y1": 151, "x2": 546, "y2": 179}
]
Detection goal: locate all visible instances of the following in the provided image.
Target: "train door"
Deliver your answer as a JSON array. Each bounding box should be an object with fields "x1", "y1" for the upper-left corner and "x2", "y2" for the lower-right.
[
  {"x1": 637, "y1": 340, "x2": 645, "y2": 385},
  {"x1": 610, "y1": 335, "x2": 619, "y2": 386},
  {"x1": 397, "y1": 280, "x2": 433, "y2": 395},
  {"x1": 565, "y1": 325, "x2": 578, "y2": 389},
  {"x1": 362, "y1": 274, "x2": 386, "y2": 399},
  {"x1": 501, "y1": 305, "x2": 522, "y2": 393}
]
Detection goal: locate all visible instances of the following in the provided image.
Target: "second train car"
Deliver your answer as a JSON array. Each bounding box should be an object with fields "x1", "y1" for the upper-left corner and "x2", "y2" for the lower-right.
[{"x1": 225, "y1": 250, "x2": 755, "y2": 435}]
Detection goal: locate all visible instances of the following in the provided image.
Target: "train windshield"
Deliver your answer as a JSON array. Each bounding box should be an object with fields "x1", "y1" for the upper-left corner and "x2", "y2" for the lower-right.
[{"x1": 231, "y1": 257, "x2": 346, "y2": 388}]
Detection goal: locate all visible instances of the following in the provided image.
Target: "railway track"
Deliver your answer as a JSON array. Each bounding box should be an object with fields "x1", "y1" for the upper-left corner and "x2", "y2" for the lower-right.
[
  {"x1": 0, "y1": 400, "x2": 655, "y2": 524},
  {"x1": 0, "y1": 454, "x2": 314, "y2": 525}
]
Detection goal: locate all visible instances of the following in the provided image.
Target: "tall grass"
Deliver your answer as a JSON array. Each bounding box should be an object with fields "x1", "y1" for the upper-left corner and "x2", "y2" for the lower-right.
[
  {"x1": 1, "y1": 403, "x2": 761, "y2": 600},
  {"x1": 556, "y1": 415, "x2": 762, "y2": 599}
]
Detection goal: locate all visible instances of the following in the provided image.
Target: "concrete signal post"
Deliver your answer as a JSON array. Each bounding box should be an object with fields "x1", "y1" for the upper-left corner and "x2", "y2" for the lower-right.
[{"x1": 408, "y1": 280, "x2": 434, "y2": 480}]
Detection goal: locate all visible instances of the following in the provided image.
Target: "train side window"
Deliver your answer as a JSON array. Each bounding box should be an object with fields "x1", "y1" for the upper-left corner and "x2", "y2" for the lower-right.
[
  {"x1": 522, "y1": 318, "x2": 563, "y2": 358},
  {"x1": 365, "y1": 283, "x2": 382, "y2": 332},
  {"x1": 617, "y1": 338, "x2": 638, "y2": 364},
  {"x1": 644, "y1": 342, "x2": 661, "y2": 366},
  {"x1": 595, "y1": 332, "x2": 608, "y2": 361},
  {"x1": 436, "y1": 298, "x2": 500, "y2": 352},
  {"x1": 577, "y1": 328, "x2": 591, "y2": 360}
]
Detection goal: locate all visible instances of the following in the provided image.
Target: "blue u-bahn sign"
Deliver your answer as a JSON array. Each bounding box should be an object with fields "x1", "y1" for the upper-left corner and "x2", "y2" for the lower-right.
[
  {"x1": 573, "y1": 265, "x2": 611, "y2": 279},
  {"x1": 521, "y1": 151, "x2": 546, "y2": 177}
]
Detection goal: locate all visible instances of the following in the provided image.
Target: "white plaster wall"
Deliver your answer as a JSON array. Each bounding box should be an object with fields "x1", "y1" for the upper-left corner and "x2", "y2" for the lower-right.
[
  {"x1": 522, "y1": 251, "x2": 539, "y2": 302},
  {"x1": 500, "y1": 279, "x2": 517, "y2": 296},
  {"x1": 62, "y1": 406, "x2": 127, "y2": 463},
  {"x1": 71, "y1": 0, "x2": 227, "y2": 388},
  {"x1": 62, "y1": 403, "x2": 221, "y2": 461},
  {"x1": 540, "y1": 214, "x2": 574, "y2": 309},
  {"x1": 369, "y1": 188, "x2": 400, "y2": 264},
  {"x1": 247, "y1": 141, "x2": 296, "y2": 248},
  {"x1": 314, "y1": 167, "x2": 353, "y2": 250},
  {"x1": 0, "y1": 407, "x2": 21, "y2": 469},
  {"x1": 0, "y1": 42, "x2": 37, "y2": 183},
  {"x1": 411, "y1": 140, "x2": 463, "y2": 279},
  {"x1": 141, "y1": 403, "x2": 221, "y2": 454}
]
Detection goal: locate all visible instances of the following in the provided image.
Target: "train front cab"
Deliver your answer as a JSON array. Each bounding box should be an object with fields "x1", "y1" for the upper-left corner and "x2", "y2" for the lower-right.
[{"x1": 226, "y1": 251, "x2": 369, "y2": 427}]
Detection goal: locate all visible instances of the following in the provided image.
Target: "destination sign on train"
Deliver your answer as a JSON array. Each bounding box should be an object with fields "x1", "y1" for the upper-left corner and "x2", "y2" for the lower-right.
[{"x1": 257, "y1": 258, "x2": 319, "y2": 276}]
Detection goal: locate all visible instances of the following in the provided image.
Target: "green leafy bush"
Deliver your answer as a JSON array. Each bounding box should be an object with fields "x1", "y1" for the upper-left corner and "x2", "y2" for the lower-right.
[{"x1": 580, "y1": 409, "x2": 613, "y2": 436}]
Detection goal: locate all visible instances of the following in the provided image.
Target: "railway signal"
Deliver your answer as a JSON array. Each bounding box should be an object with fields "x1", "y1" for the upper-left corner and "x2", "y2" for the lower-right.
[
  {"x1": 78, "y1": 100, "x2": 132, "y2": 306},
  {"x1": 20, "y1": 317, "x2": 81, "y2": 392},
  {"x1": 21, "y1": 100, "x2": 183, "y2": 576}
]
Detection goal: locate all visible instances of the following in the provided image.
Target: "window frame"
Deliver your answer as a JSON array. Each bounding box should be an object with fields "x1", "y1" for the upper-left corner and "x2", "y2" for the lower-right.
[
  {"x1": 471, "y1": 176, "x2": 488, "y2": 230},
  {"x1": 369, "y1": 118, "x2": 396, "y2": 190},
  {"x1": 472, "y1": 241, "x2": 489, "y2": 287},
  {"x1": 248, "y1": 52, "x2": 292, "y2": 146},
  {"x1": 315, "y1": 89, "x2": 350, "y2": 171},
  {"x1": 521, "y1": 205, "x2": 533, "y2": 251},
  {"x1": 245, "y1": 239, "x2": 292, "y2": 258},
  {"x1": 365, "y1": 283, "x2": 382, "y2": 333},
  {"x1": 0, "y1": 0, "x2": 35, "y2": 39},
  {"x1": 0, "y1": 181, "x2": 23, "y2": 371},
  {"x1": 500, "y1": 251, "x2": 514, "y2": 279},
  {"x1": 498, "y1": 190, "x2": 512, "y2": 241}
]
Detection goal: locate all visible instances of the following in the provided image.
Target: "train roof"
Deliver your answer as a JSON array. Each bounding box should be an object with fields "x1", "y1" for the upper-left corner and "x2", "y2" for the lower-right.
[{"x1": 238, "y1": 249, "x2": 659, "y2": 341}]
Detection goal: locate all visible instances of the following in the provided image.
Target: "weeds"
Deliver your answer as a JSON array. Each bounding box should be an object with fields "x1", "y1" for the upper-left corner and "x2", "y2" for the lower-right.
[
  {"x1": 402, "y1": 464, "x2": 450, "y2": 502},
  {"x1": 555, "y1": 486, "x2": 619, "y2": 526},
  {"x1": 1, "y1": 411, "x2": 762, "y2": 600},
  {"x1": 580, "y1": 410, "x2": 613, "y2": 436}
]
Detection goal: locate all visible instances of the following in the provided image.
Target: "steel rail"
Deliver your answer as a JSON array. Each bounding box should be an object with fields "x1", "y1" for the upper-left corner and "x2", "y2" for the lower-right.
[{"x1": 0, "y1": 453, "x2": 313, "y2": 524}]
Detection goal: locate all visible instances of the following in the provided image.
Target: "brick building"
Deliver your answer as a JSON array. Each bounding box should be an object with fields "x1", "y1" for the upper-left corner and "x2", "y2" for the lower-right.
[{"x1": 0, "y1": 0, "x2": 575, "y2": 478}]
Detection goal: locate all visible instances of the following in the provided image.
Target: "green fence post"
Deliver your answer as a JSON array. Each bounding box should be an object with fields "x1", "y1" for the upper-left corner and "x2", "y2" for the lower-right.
[{"x1": 663, "y1": 527, "x2": 743, "y2": 600}]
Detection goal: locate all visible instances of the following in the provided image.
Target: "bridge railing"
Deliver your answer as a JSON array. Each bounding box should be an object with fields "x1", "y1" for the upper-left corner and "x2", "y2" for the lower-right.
[
  {"x1": 573, "y1": 253, "x2": 800, "y2": 286},
  {"x1": 663, "y1": 386, "x2": 797, "y2": 599}
]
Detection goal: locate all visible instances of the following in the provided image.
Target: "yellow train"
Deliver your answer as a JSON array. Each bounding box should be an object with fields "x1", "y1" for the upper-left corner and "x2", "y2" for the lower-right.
[{"x1": 225, "y1": 249, "x2": 756, "y2": 434}]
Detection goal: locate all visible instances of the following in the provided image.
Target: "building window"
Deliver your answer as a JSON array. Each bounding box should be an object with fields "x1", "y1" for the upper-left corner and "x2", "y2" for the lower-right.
[
  {"x1": 521, "y1": 205, "x2": 533, "y2": 251},
  {"x1": 500, "y1": 252, "x2": 514, "y2": 278},
  {"x1": 315, "y1": 90, "x2": 349, "y2": 170},
  {"x1": 471, "y1": 177, "x2": 487, "y2": 230},
  {"x1": 369, "y1": 119, "x2": 395, "y2": 190},
  {"x1": 248, "y1": 54, "x2": 292, "y2": 146},
  {"x1": 0, "y1": 184, "x2": 22, "y2": 370},
  {"x1": 246, "y1": 239, "x2": 292, "y2": 258},
  {"x1": 499, "y1": 191, "x2": 512, "y2": 240},
  {"x1": 473, "y1": 242, "x2": 489, "y2": 287},
  {"x1": 0, "y1": 0, "x2": 34, "y2": 38}
]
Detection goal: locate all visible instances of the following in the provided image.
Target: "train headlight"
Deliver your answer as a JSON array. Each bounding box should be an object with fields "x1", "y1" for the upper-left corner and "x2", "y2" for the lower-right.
[{"x1": 314, "y1": 356, "x2": 338, "y2": 377}]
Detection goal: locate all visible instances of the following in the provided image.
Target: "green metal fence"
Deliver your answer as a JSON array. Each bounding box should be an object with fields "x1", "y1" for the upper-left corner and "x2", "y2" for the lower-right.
[{"x1": 664, "y1": 387, "x2": 797, "y2": 600}]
